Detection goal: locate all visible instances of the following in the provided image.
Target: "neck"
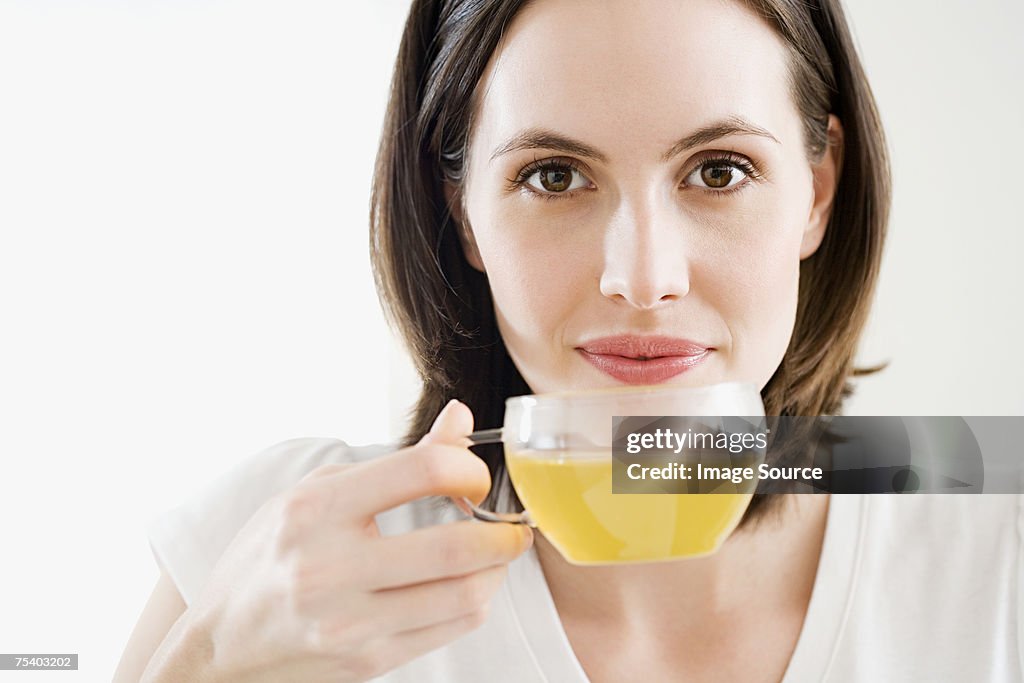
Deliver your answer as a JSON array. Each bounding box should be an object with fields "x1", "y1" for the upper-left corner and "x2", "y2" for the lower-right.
[{"x1": 535, "y1": 494, "x2": 831, "y2": 633}]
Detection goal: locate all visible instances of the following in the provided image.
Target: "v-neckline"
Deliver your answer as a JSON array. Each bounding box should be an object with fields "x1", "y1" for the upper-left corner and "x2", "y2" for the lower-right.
[{"x1": 504, "y1": 494, "x2": 867, "y2": 682}]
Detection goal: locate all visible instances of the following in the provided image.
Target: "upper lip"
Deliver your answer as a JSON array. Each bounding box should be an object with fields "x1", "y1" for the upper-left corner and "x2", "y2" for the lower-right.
[{"x1": 576, "y1": 335, "x2": 711, "y2": 359}]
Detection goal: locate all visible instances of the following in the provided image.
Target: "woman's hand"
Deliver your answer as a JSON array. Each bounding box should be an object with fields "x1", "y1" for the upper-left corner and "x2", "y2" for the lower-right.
[{"x1": 144, "y1": 400, "x2": 532, "y2": 682}]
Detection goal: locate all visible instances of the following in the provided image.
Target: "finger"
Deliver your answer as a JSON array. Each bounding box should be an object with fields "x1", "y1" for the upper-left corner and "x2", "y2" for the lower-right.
[
  {"x1": 359, "y1": 520, "x2": 533, "y2": 589},
  {"x1": 367, "y1": 564, "x2": 508, "y2": 634},
  {"x1": 300, "y1": 441, "x2": 490, "y2": 521},
  {"x1": 366, "y1": 607, "x2": 495, "y2": 676},
  {"x1": 300, "y1": 397, "x2": 471, "y2": 488},
  {"x1": 298, "y1": 399, "x2": 487, "y2": 520},
  {"x1": 419, "y1": 399, "x2": 475, "y2": 448}
]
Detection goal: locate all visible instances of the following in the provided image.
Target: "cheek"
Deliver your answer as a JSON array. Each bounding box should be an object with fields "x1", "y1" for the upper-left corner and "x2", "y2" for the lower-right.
[
  {"x1": 698, "y1": 190, "x2": 808, "y2": 386},
  {"x1": 471, "y1": 211, "x2": 585, "y2": 345}
]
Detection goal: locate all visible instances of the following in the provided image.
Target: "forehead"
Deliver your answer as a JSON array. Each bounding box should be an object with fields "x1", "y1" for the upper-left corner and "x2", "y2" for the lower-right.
[{"x1": 473, "y1": 0, "x2": 799, "y2": 161}]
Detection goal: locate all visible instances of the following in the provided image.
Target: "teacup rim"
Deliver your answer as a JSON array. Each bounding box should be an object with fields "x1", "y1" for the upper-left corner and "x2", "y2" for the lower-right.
[{"x1": 504, "y1": 380, "x2": 760, "y2": 406}]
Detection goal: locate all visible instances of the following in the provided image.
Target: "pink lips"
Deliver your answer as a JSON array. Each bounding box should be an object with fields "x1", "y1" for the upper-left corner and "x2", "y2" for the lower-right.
[{"x1": 576, "y1": 335, "x2": 712, "y2": 384}]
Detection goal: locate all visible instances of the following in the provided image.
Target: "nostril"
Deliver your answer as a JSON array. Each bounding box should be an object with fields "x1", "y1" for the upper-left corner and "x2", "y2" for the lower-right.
[{"x1": 598, "y1": 270, "x2": 690, "y2": 309}]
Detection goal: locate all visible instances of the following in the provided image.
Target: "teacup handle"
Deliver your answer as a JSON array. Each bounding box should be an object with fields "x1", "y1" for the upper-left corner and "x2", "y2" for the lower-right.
[{"x1": 455, "y1": 428, "x2": 536, "y2": 527}]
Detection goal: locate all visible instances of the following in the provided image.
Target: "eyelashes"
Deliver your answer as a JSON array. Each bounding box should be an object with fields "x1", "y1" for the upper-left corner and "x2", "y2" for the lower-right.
[
  {"x1": 505, "y1": 157, "x2": 591, "y2": 201},
  {"x1": 505, "y1": 152, "x2": 765, "y2": 201}
]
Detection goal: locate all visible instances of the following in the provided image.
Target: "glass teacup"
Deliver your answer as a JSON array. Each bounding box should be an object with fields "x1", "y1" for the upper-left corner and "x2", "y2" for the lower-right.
[{"x1": 463, "y1": 382, "x2": 766, "y2": 565}]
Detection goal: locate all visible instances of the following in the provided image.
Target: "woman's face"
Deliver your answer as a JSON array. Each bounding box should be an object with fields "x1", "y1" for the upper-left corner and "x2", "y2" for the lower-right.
[{"x1": 452, "y1": 0, "x2": 839, "y2": 394}]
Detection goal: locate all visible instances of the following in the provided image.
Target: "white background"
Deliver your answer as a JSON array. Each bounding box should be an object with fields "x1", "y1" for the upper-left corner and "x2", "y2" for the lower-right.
[{"x1": 0, "y1": 0, "x2": 1021, "y2": 679}]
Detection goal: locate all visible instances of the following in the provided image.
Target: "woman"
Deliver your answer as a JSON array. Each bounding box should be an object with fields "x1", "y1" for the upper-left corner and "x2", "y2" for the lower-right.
[{"x1": 117, "y1": 0, "x2": 1019, "y2": 681}]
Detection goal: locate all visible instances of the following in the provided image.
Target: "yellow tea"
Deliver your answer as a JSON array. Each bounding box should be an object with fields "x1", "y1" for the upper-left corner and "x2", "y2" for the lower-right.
[{"x1": 505, "y1": 451, "x2": 752, "y2": 564}]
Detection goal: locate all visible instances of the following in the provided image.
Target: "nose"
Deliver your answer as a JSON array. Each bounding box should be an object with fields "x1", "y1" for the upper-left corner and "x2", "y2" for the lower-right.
[{"x1": 599, "y1": 197, "x2": 691, "y2": 309}]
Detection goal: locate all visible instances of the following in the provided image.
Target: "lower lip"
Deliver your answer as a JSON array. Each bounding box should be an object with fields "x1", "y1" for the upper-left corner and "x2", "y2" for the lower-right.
[{"x1": 577, "y1": 349, "x2": 711, "y2": 384}]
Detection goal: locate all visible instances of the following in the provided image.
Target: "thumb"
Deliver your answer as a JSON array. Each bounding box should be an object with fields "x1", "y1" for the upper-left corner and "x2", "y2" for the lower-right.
[{"x1": 421, "y1": 399, "x2": 475, "y2": 446}]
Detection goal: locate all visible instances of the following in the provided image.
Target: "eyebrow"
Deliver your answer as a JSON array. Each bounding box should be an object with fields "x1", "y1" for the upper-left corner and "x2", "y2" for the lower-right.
[{"x1": 488, "y1": 116, "x2": 780, "y2": 164}]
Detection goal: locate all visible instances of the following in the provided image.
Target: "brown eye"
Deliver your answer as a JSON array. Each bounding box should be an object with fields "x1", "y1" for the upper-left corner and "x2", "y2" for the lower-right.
[
  {"x1": 523, "y1": 162, "x2": 590, "y2": 195},
  {"x1": 539, "y1": 167, "x2": 572, "y2": 192},
  {"x1": 685, "y1": 159, "x2": 751, "y2": 192},
  {"x1": 700, "y1": 164, "x2": 735, "y2": 188}
]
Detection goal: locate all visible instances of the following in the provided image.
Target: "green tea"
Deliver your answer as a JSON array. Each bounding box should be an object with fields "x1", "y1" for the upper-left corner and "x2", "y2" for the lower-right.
[{"x1": 506, "y1": 451, "x2": 752, "y2": 564}]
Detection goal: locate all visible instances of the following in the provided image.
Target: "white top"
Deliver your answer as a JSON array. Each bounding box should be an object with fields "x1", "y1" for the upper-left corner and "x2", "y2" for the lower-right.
[{"x1": 146, "y1": 438, "x2": 1024, "y2": 682}]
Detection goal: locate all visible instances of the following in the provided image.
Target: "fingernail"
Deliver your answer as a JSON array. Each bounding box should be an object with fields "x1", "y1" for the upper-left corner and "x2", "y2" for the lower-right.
[
  {"x1": 431, "y1": 399, "x2": 458, "y2": 426},
  {"x1": 520, "y1": 525, "x2": 534, "y2": 548}
]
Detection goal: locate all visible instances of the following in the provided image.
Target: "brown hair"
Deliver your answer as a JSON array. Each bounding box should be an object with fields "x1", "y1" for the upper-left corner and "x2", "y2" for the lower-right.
[{"x1": 370, "y1": 0, "x2": 890, "y2": 526}]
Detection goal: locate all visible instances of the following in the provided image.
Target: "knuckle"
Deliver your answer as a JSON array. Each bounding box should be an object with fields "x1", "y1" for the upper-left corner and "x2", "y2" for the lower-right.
[
  {"x1": 490, "y1": 564, "x2": 509, "y2": 585},
  {"x1": 465, "y1": 603, "x2": 491, "y2": 629},
  {"x1": 281, "y1": 489, "x2": 321, "y2": 527},
  {"x1": 455, "y1": 572, "x2": 496, "y2": 614},
  {"x1": 412, "y1": 444, "x2": 452, "y2": 491},
  {"x1": 347, "y1": 647, "x2": 388, "y2": 681},
  {"x1": 274, "y1": 490, "x2": 323, "y2": 548}
]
